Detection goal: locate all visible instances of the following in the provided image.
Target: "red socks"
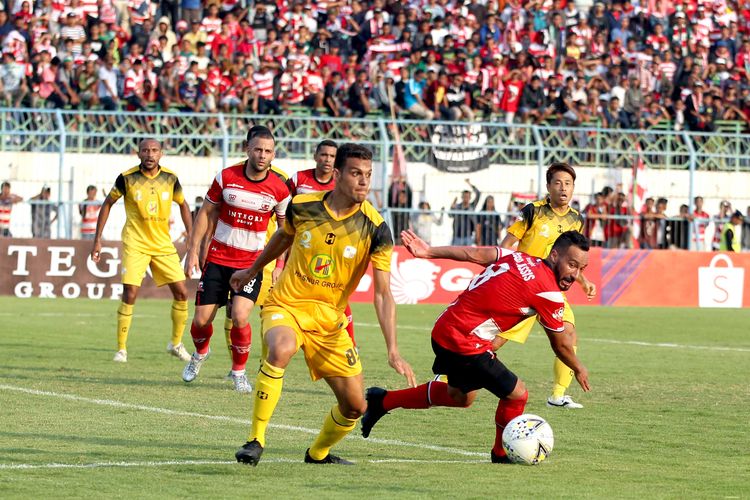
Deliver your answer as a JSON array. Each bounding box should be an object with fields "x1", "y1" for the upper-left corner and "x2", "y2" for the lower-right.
[
  {"x1": 230, "y1": 323, "x2": 252, "y2": 371},
  {"x1": 382, "y1": 381, "x2": 468, "y2": 411},
  {"x1": 493, "y1": 391, "x2": 528, "y2": 457},
  {"x1": 190, "y1": 323, "x2": 213, "y2": 355},
  {"x1": 344, "y1": 304, "x2": 355, "y2": 344}
]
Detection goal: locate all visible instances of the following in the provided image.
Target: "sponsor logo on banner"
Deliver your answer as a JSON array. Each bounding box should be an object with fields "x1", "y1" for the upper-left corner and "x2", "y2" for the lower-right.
[
  {"x1": 428, "y1": 123, "x2": 490, "y2": 173},
  {"x1": 698, "y1": 254, "x2": 745, "y2": 308}
]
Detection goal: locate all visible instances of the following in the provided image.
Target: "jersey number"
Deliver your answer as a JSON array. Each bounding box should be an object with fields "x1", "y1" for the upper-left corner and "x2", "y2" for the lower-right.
[{"x1": 468, "y1": 263, "x2": 510, "y2": 291}]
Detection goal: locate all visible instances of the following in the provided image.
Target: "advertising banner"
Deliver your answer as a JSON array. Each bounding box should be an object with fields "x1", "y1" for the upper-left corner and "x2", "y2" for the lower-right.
[{"x1": 1, "y1": 239, "x2": 748, "y2": 308}]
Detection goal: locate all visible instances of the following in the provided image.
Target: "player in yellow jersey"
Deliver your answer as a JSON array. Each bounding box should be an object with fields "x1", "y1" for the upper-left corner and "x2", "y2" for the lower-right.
[
  {"x1": 91, "y1": 139, "x2": 193, "y2": 363},
  {"x1": 230, "y1": 143, "x2": 416, "y2": 466},
  {"x1": 499, "y1": 162, "x2": 595, "y2": 408}
]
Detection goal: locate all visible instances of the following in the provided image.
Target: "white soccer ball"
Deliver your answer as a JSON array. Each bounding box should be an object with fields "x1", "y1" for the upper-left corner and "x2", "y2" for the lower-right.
[{"x1": 502, "y1": 414, "x2": 554, "y2": 465}]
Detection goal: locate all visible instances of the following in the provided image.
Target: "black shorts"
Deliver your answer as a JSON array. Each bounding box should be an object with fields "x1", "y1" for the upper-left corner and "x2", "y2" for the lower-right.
[
  {"x1": 431, "y1": 338, "x2": 518, "y2": 399},
  {"x1": 195, "y1": 262, "x2": 263, "y2": 307}
]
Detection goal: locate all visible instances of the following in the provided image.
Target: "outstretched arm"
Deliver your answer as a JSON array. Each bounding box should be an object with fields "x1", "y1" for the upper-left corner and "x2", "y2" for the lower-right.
[
  {"x1": 372, "y1": 268, "x2": 416, "y2": 387},
  {"x1": 545, "y1": 326, "x2": 590, "y2": 392},
  {"x1": 230, "y1": 228, "x2": 295, "y2": 291},
  {"x1": 401, "y1": 229, "x2": 499, "y2": 266}
]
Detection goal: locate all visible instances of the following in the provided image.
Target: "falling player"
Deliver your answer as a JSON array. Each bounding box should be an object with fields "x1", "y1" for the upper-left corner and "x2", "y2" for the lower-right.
[
  {"x1": 182, "y1": 126, "x2": 290, "y2": 392},
  {"x1": 499, "y1": 162, "x2": 595, "y2": 409},
  {"x1": 362, "y1": 230, "x2": 592, "y2": 463},
  {"x1": 230, "y1": 143, "x2": 416, "y2": 466},
  {"x1": 91, "y1": 139, "x2": 193, "y2": 363}
]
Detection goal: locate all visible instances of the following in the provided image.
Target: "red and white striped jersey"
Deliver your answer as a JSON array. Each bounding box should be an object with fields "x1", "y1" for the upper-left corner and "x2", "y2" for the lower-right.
[
  {"x1": 201, "y1": 16, "x2": 223, "y2": 43},
  {"x1": 304, "y1": 71, "x2": 324, "y2": 96},
  {"x1": 123, "y1": 68, "x2": 144, "y2": 98},
  {"x1": 0, "y1": 200, "x2": 13, "y2": 230},
  {"x1": 80, "y1": 201, "x2": 101, "y2": 236},
  {"x1": 286, "y1": 168, "x2": 335, "y2": 196},
  {"x1": 204, "y1": 162, "x2": 291, "y2": 268},
  {"x1": 80, "y1": 0, "x2": 99, "y2": 18},
  {"x1": 253, "y1": 70, "x2": 275, "y2": 99}
]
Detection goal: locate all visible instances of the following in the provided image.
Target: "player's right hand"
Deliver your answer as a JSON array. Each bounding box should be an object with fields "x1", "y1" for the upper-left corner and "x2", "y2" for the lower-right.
[
  {"x1": 184, "y1": 251, "x2": 200, "y2": 277},
  {"x1": 230, "y1": 268, "x2": 252, "y2": 293},
  {"x1": 575, "y1": 366, "x2": 591, "y2": 392},
  {"x1": 90, "y1": 240, "x2": 101, "y2": 263},
  {"x1": 400, "y1": 229, "x2": 430, "y2": 258}
]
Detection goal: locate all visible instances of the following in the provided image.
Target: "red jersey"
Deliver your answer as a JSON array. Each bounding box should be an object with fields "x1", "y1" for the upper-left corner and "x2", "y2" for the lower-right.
[
  {"x1": 432, "y1": 248, "x2": 565, "y2": 356},
  {"x1": 286, "y1": 168, "x2": 335, "y2": 196},
  {"x1": 204, "y1": 161, "x2": 291, "y2": 268}
]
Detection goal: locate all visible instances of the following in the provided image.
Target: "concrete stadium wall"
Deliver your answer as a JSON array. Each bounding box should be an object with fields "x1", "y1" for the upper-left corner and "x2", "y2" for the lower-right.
[{"x1": 1, "y1": 151, "x2": 748, "y2": 241}]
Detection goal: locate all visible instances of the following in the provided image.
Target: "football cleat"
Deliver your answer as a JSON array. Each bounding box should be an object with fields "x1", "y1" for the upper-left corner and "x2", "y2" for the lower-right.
[
  {"x1": 231, "y1": 372, "x2": 253, "y2": 393},
  {"x1": 167, "y1": 342, "x2": 191, "y2": 362},
  {"x1": 361, "y1": 387, "x2": 388, "y2": 438},
  {"x1": 112, "y1": 350, "x2": 128, "y2": 363},
  {"x1": 304, "y1": 449, "x2": 354, "y2": 465},
  {"x1": 547, "y1": 395, "x2": 583, "y2": 409},
  {"x1": 182, "y1": 350, "x2": 210, "y2": 383},
  {"x1": 490, "y1": 450, "x2": 512, "y2": 464},
  {"x1": 235, "y1": 440, "x2": 263, "y2": 466}
]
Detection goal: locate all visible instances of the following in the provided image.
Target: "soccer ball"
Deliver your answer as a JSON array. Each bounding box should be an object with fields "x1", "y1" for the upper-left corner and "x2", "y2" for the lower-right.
[{"x1": 502, "y1": 414, "x2": 554, "y2": 465}]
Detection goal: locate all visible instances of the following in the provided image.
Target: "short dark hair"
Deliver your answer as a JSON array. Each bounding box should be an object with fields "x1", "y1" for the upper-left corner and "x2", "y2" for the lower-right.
[
  {"x1": 86, "y1": 184, "x2": 96, "y2": 192},
  {"x1": 546, "y1": 162, "x2": 576, "y2": 184},
  {"x1": 1, "y1": 181, "x2": 9, "y2": 189},
  {"x1": 315, "y1": 139, "x2": 338, "y2": 154},
  {"x1": 552, "y1": 230, "x2": 590, "y2": 254},
  {"x1": 333, "y1": 143, "x2": 372, "y2": 171},
  {"x1": 246, "y1": 125, "x2": 274, "y2": 144}
]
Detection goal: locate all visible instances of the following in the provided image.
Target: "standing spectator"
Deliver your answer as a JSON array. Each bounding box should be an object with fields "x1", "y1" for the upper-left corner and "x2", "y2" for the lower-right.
[
  {"x1": 348, "y1": 69, "x2": 371, "y2": 117},
  {"x1": 97, "y1": 54, "x2": 119, "y2": 110},
  {"x1": 404, "y1": 69, "x2": 434, "y2": 120},
  {"x1": 720, "y1": 211, "x2": 744, "y2": 252},
  {"x1": 606, "y1": 192, "x2": 631, "y2": 248},
  {"x1": 390, "y1": 190, "x2": 411, "y2": 245},
  {"x1": 0, "y1": 181, "x2": 23, "y2": 237},
  {"x1": 475, "y1": 195, "x2": 502, "y2": 246},
  {"x1": 712, "y1": 200, "x2": 733, "y2": 250},
  {"x1": 449, "y1": 179, "x2": 480, "y2": 246},
  {"x1": 692, "y1": 196, "x2": 711, "y2": 251},
  {"x1": 622, "y1": 76, "x2": 643, "y2": 128},
  {"x1": 79, "y1": 184, "x2": 101, "y2": 240},
  {"x1": 655, "y1": 197, "x2": 670, "y2": 249},
  {"x1": 638, "y1": 197, "x2": 658, "y2": 249},
  {"x1": 583, "y1": 192, "x2": 607, "y2": 247},
  {"x1": 742, "y1": 207, "x2": 750, "y2": 252},
  {"x1": 519, "y1": 75, "x2": 548, "y2": 124},
  {"x1": 669, "y1": 204, "x2": 691, "y2": 250},
  {"x1": 30, "y1": 185, "x2": 57, "y2": 239},
  {"x1": 411, "y1": 201, "x2": 443, "y2": 245}
]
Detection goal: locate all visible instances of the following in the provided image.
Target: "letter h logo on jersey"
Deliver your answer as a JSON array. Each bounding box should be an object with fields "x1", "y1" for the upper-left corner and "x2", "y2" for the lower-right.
[{"x1": 325, "y1": 232, "x2": 336, "y2": 245}]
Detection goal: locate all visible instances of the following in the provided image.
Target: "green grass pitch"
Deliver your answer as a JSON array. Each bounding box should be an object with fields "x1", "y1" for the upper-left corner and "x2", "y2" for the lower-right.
[{"x1": 0, "y1": 297, "x2": 748, "y2": 498}]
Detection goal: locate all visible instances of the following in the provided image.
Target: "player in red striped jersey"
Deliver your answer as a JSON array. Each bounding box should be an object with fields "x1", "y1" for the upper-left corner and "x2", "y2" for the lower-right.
[
  {"x1": 182, "y1": 126, "x2": 291, "y2": 393},
  {"x1": 0, "y1": 181, "x2": 23, "y2": 237},
  {"x1": 362, "y1": 230, "x2": 591, "y2": 463}
]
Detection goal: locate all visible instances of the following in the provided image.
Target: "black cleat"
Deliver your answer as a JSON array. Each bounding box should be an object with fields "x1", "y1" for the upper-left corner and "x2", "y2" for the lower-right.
[
  {"x1": 490, "y1": 450, "x2": 512, "y2": 464},
  {"x1": 235, "y1": 439, "x2": 264, "y2": 466},
  {"x1": 361, "y1": 387, "x2": 388, "y2": 438},
  {"x1": 304, "y1": 449, "x2": 354, "y2": 465}
]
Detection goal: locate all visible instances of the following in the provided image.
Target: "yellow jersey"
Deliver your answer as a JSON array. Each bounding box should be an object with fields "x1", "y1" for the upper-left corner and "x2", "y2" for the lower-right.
[
  {"x1": 266, "y1": 191, "x2": 392, "y2": 332},
  {"x1": 506, "y1": 198, "x2": 584, "y2": 258},
  {"x1": 109, "y1": 165, "x2": 185, "y2": 255}
]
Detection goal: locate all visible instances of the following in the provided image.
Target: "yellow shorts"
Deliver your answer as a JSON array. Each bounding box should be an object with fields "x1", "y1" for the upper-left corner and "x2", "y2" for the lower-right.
[
  {"x1": 255, "y1": 260, "x2": 278, "y2": 307},
  {"x1": 499, "y1": 296, "x2": 575, "y2": 344},
  {"x1": 121, "y1": 246, "x2": 185, "y2": 287},
  {"x1": 260, "y1": 304, "x2": 361, "y2": 381}
]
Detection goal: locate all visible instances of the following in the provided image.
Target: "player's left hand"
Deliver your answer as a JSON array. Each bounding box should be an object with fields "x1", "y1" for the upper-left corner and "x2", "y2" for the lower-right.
[
  {"x1": 581, "y1": 278, "x2": 597, "y2": 300},
  {"x1": 388, "y1": 351, "x2": 417, "y2": 388},
  {"x1": 230, "y1": 269, "x2": 252, "y2": 292}
]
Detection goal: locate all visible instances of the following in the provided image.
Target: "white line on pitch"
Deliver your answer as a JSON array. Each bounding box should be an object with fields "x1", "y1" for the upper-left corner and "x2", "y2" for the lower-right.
[
  {"x1": 357, "y1": 323, "x2": 750, "y2": 353},
  {"x1": 0, "y1": 458, "x2": 487, "y2": 470},
  {"x1": 0, "y1": 384, "x2": 484, "y2": 458}
]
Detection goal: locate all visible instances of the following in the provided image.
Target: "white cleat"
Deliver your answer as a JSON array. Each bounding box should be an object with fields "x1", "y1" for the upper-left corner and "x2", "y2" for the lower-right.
[
  {"x1": 231, "y1": 372, "x2": 253, "y2": 393},
  {"x1": 113, "y1": 350, "x2": 128, "y2": 363},
  {"x1": 547, "y1": 395, "x2": 583, "y2": 409},
  {"x1": 183, "y1": 350, "x2": 210, "y2": 383},
  {"x1": 167, "y1": 342, "x2": 191, "y2": 362}
]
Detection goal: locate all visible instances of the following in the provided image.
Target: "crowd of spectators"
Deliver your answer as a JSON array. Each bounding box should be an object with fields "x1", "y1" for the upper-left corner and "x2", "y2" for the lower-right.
[{"x1": 0, "y1": 0, "x2": 749, "y2": 131}]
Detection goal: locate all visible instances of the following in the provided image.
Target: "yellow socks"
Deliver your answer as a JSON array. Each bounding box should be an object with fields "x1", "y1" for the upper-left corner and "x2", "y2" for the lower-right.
[
  {"x1": 552, "y1": 346, "x2": 577, "y2": 399},
  {"x1": 224, "y1": 316, "x2": 233, "y2": 357},
  {"x1": 170, "y1": 300, "x2": 189, "y2": 346},
  {"x1": 308, "y1": 405, "x2": 358, "y2": 461},
  {"x1": 249, "y1": 360, "x2": 285, "y2": 447},
  {"x1": 116, "y1": 302, "x2": 134, "y2": 351}
]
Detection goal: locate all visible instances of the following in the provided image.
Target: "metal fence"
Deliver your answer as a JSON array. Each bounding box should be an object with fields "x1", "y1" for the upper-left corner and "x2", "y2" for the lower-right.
[{"x1": 2, "y1": 108, "x2": 750, "y2": 171}]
